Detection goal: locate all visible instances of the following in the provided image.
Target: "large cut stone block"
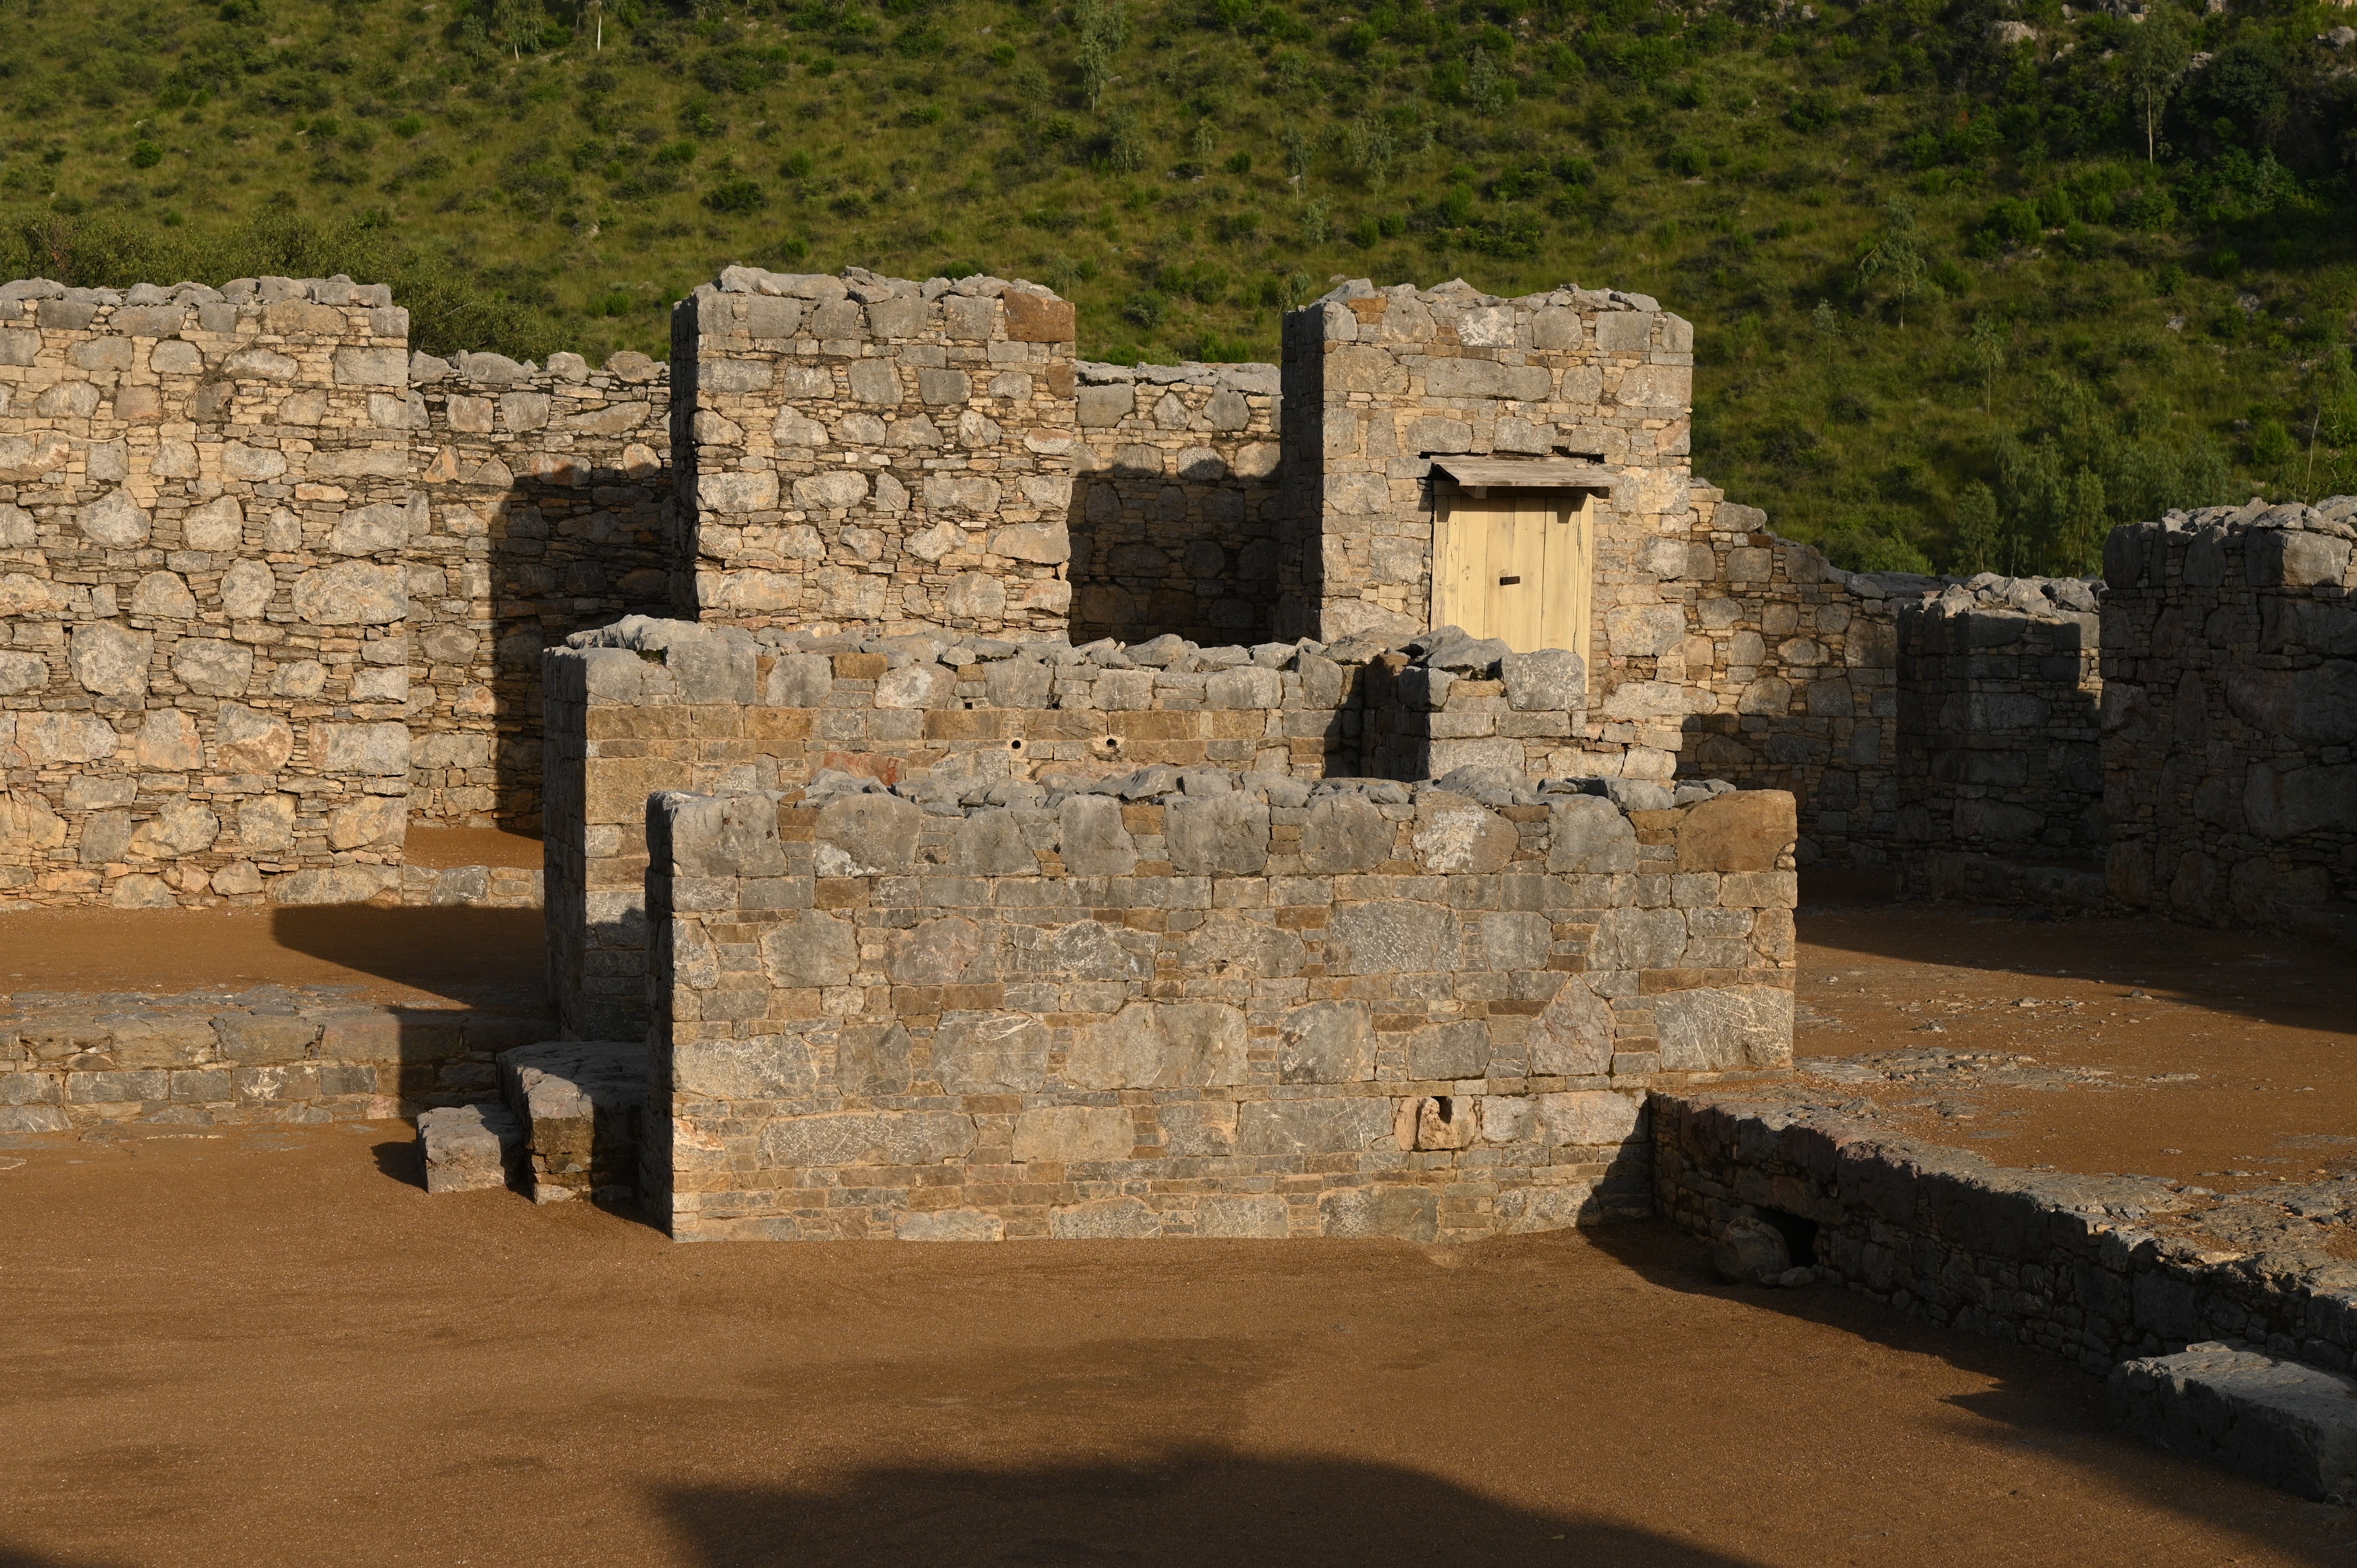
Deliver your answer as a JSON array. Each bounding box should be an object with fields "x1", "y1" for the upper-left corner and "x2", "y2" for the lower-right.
[
  {"x1": 2110, "y1": 1345, "x2": 2357, "y2": 1502},
  {"x1": 418, "y1": 1102, "x2": 525, "y2": 1194}
]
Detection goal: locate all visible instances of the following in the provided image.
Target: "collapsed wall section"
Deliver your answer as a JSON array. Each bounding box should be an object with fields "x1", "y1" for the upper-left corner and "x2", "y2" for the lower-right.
[
  {"x1": 673, "y1": 267, "x2": 1078, "y2": 637},
  {"x1": 643, "y1": 770, "x2": 1796, "y2": 1241},
  {"x1": 0, "y1": 276, "x2": 416, "y2": 908},
  {"x1": 1067, "y1": 360, "x2": 1284, "y2": 646},
  {"x1": 2103, "y1": 499, "x2": 2357, "y2": 935},
  {"x1": 407, "y1": 346, "x2": 671, "y2": 830}
]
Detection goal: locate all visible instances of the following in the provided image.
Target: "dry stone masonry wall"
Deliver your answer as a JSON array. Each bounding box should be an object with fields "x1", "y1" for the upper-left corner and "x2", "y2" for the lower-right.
[
  {"x1": 2102, "y1": 499, "x2": 2357, "y2": 937},
  {"x1": 0, "y1": 275, "x2": 417, "y2": 909},
  {"x1": 1278, "y1": 279, "x2": 1692, "y2": 655},
  {"x1": 539, "y1": 616, "x2": 1602, "y2": 1042},
  {"x1": 1067, "y1": 360, "x2": 1284, "y2": 646},
  {"x1": 673, "y1": 266, "x2": 1078, "y2": 637},
  {"x1": 0, "y1": 980, "x2": 554, "y2": 1132},
  {"x1": 408, "y1": 345, "x2": 671, "y2": 830},
  {"x1": 641, "y1": 769, "x2": 1796, "y2": 1242}
]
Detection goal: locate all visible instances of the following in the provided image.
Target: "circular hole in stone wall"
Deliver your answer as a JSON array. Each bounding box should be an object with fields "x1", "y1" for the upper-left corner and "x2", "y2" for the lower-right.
[{"x1": 1008, "y1": 738, "x2": 1025, "y2": 753}]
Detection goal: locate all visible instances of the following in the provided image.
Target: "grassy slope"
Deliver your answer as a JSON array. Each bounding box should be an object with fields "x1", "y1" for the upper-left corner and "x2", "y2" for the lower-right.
[{"x1": 2, "y1": 0, "x2": 2353, "y2": 572}]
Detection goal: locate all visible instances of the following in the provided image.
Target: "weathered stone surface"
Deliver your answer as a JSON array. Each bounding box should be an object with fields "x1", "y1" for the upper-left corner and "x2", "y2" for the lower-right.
[
  {"x1": 1012, "y1": 1104, "x2": 1134, "y2": 1163},
  {"x1": 69, "y1": 622, "x2": 152, "y2": 697},
  {"x1": 759, "y1": 910, "x2": 858, "y2": 986},
  {"x1": 1066, "y1": 1001, "x2": 1248, "y2": 1089},
  {"x1": 1652, "y1": 986, "x2": 1793, "y2": 1070},
  {"x1": 815, "y1": 794, "x2": 922, "y2": 876},
  {"x1": 1277, "y1": 1001, "x2": 1375, "y2": 1084},
  {"x1": 1326, "y1": 902, "x2": 1460, "y2": 974},
  {"x1": 419, "y1": 1102, "x2": 525, "y2": 1194}
]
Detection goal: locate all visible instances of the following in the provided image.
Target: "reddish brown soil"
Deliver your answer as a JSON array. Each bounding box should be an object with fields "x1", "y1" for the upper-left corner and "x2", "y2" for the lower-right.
[
  {"x1": 0, "y1": 1122, "x2": 2348, "y2": 1568},
  {"x1": 1794, "y1": 893, "x2": 2357, "y2": 1194},
  {"x1": 0, "y1": 904, "x2": 545, "y2": 1005},
  {"x1": 402, "y1": 825, "x2": 546, "y2": 870}
]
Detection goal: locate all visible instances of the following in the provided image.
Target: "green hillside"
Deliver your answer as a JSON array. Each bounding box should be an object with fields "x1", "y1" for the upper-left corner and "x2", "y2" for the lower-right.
[{"x1": 4, "y1": 0, "x2": 2354, "y2": 574}]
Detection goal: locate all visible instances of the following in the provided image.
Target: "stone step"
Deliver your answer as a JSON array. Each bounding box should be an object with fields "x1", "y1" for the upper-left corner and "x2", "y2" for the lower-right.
[
  {"x1": 2109, "y1": 1342, "x2": 2357, "y2": 1502},
  {"x1": 496, "y1": 1042, "x2": 648, "y2": 1205},
  {"x1": 417, "y1": 1102, "x2": 525, "y2": 1194}
]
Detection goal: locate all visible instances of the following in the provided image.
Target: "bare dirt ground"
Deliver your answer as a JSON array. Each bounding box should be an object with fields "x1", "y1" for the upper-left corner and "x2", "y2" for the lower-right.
[
  {"x1": 0, "y1": 903, "x2": 544, "y2": 1006},
  {"x1": 1792, "y1": 887, "x2": 2357, "y2": 1195},
  {"x1": 401, "y1": 825, "x2": 546, "y2": 870},
  {"x1": 1, "y1": 1121, "x2": 2351, "y2": 1568},
  {"x1": 7, "y1": 893, "x2": 2357, "y2": 1565}
]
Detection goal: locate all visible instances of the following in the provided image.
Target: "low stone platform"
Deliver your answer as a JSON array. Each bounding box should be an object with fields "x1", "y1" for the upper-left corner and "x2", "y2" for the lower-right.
[
  {"x1": 2111, "y1": 1344, "x2": 2357, "y2": 1503},
  {"x1": 0, "y1": 984, "x2": 556, "y2": 1130},
  {"x1": 1655, "y1": 1088, "x2": 2357, "y2": 1378}
]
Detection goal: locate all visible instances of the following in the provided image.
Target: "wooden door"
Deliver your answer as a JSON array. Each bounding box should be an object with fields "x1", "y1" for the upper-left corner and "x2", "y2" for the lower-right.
[{"x1": 1433, "y1": 488, "x2": 1592, "y2": 668}]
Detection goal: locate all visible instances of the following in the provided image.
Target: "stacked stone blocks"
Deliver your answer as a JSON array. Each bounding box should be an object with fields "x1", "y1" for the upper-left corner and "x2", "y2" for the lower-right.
[
  {"x1": 2102, "y1": 498, "x2": 2357, "y2": 931},
  {"x1": 0, "y1": 275, "x2": 416, "y2": 909},
  {"x1": 1068, "y1": 360, "x2": 1283, "y2": 645},
  {"x1": 642, "y1": 772, "x2": 1796, "y2": 1242},
  {"x1": 673, "y1": 266, "x2": 1078, "y2": 636},
  {"x1": 408, "y1": 344, "x2": 671, "y2": 830}
]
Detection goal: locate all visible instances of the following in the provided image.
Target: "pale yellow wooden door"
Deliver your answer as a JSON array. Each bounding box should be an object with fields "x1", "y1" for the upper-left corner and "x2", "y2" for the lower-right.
[{"x1": 1433, "y1": 489, "x2": 1592, "y2": 669}]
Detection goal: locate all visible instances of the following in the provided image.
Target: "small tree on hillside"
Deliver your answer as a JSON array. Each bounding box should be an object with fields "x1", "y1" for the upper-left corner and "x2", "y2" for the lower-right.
[
  {"x1": 1953, "y1": 480, "x2": 2004, "y2": 575},
  {"x1": 1965, "y1": 316, "x2": 2007, "y2": 414},
  {"x1": 493, "y1": 0, "x2": 546, "y2": 60},
  {"x1": 2124, "y1": 7, "x2": 2191, "y2": 164},
  {"x1": 1856, "y1": 198, "x2": 1931, "y2": 330}
]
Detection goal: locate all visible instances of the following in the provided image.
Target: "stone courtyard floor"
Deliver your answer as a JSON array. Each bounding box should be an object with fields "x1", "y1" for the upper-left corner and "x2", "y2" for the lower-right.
[{"x1": 4, "y1": 891, "x2": 2357, "y2": 1564}]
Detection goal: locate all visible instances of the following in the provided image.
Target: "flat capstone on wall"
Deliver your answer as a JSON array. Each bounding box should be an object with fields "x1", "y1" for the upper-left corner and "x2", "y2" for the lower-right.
[{"x1": 641, "y1": 767, "x2": 1797, "y2": 1241}]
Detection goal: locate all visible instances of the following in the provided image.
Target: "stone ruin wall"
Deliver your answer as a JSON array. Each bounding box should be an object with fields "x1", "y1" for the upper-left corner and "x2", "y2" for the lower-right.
[
  {"x1": 0, "y1": 275, "x2": 417, "y2": 911},
  {"x1": 1277, "y1": 279, "x2": 1694, "y2": 754},
  {"x1": 1067, "y1": 360, "x2": 1284, "y2": 646},
  {"x1": 672, "y1": 267, "x2": 1078, "y2": 638},
  {"x1": 640, "y1": 773, "x2": 1797, "y2": 1242},
  {"x1": 407, "y1": 345, "x2": 671, "y2": 831},
  {"x1": 541, "y1": 616, "x2": 1606, "y2": 1044},
  {"x1": 2102, "y1": 498, "x2": 2357, "y2": 939},
  {"x1": 0, "y1": 984, "x2": 554, "y2": 1133}
]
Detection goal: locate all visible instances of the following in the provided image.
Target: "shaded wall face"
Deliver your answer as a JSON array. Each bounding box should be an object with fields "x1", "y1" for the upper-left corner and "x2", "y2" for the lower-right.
[
  {"x1": 1281, "y1": 287, "x2": 1695, "y2": 657},
  {"x1": 642, "y1": 781, "x2": 1797, "y2": 1243},
  {"x1": 409, "y1": 350, "x2": 672, "y2": 831},
  {"x1": 2102, "y1": 506, "x2": 2357, "y2": 928},
  {"x1": 0, "y1": 279, "x2": 416, "y2": 909},
  {"x1": 1675, "y1": 498, "x2": 1907, "y2": 863},
  {"x1": 674, "y1": 274, "x2": 1080, "y2": 637},
  {"x1": 1896, "y1": 593, "x2": 2104, "y2": 862},
  {"x1": 1066, "y1": 365, "x2": 1283, "y2": 645}
]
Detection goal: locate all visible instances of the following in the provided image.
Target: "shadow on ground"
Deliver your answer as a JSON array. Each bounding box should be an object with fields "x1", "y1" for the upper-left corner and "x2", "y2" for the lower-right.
[
  {"x1": 267, "y1": 904, "x2": 547, "y2": 997},
  {"x1": 659, "y1": 1450, "x2": 1766, "y2": 1568},
  {"x1": 1584, "y1": 1221, "x2": 2353, "y2": 1560}
]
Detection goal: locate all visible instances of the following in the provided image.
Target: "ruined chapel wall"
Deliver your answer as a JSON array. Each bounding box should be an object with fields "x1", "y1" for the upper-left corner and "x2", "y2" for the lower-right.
[
  {"x1": 641, "y1": 774, "x2": 1797, "y2": 1242},
  {"x1": 407, "y1": 347, "x2": 671, "y2": 830},
  {"x1": 0, "y1": 276, "x2": 416, "y2": 910},
  {"x1": 1067, "y1": 361, "x2": 1285, "y2": 646},
  {"x1": 2101, "y1": 499, "x2": 2357, "y2": 933},
  {"x1": 673, "y1": 267, "x2": 1079, "y2": 638}
]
